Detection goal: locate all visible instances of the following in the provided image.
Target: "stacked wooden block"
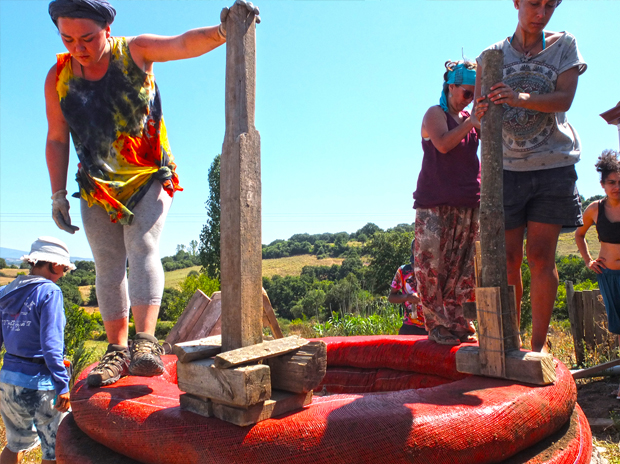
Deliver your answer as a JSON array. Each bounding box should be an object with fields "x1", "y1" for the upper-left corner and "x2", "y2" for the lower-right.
[{"x1": 175, "y1": 336, "x2": 327, "y2": 426}]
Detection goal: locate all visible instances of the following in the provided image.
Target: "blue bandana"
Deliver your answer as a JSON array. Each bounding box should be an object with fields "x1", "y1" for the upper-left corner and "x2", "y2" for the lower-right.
[
  {"x1": 49, "y1": 0, "x2": 116, "y2": 27},
  {"x1": 439, "y1": 63, "x2": 476, "y2": 112}
]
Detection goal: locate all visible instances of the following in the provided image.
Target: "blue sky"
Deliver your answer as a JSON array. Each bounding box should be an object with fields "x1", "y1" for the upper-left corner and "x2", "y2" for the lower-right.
[{"x1": 1, "y1": 0, "x2": 618, "y2": 259}]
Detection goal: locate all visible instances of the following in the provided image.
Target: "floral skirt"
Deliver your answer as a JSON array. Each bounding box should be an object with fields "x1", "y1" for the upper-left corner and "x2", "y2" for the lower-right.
[{"x1": 414, "y1": 206, "x2": 479, "y2": 334}]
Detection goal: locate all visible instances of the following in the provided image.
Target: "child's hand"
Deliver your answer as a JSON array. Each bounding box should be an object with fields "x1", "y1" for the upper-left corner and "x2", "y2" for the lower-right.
[
  {"x1": 406, "y1": 294, "x2": 420, "y2": 305},
  {"x1": 55, "y1": 392, "x2": 71, "y2": 413}
]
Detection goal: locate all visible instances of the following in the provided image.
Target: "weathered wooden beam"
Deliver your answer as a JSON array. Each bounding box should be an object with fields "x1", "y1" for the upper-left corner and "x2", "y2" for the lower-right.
[
  {"x1": 565, "y1": 281, "x2": 585, "y2": 366},
  {"x1": 267, "y1": 341, "x2": 327, "y2": 393},
  {"x1": 165, "y1": 290, "x2": 210, "y2": 346},
  {"x1": 214, "y1": 336, "x2": 309, "y2": 369},
  {"x1": 456, "y1": 346, "x2": 556, "y2": 385},
  {"x1": 583, "y1": 290, "x2": 595, "y2": 348},
  {"x1": 220, "y1": 0, "x2": 263, "y2": 352},
  {"x1": 187, "y1": 292, "x2": 223, "y2": 342},
  {"x1": 262, "y1": 289, "x2": 283, "y2": 339},
  {"x1": 475, "y1": 287, "x2": 505, "y2": 378},
  {"x1": 177, "y1": 358, "x2": 270, "y2": 407},
  {"x1": 211, "y1": 391, "x2": 312, "y2": 426},
  {"x1": 571, "y1": 358, "x2": 620, "y2": 380},
  {"x1": 479, "y1": 49, "x2": 519, "y2": 352},
  {"x1": 173, "y1": 335, "x2": 222, "y2": 363},
  {"x1": 179, "y1": 393, "x2": 213, "y2": 417}
]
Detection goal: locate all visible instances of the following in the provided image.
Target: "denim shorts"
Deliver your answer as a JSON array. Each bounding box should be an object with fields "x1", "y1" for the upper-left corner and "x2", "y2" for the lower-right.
[
  {"x1": 0, "y1": 383, "x2": 65, "y2": 460},
  {"x1": 503, "y1": 165, "x2": 583, "y2": 230}
]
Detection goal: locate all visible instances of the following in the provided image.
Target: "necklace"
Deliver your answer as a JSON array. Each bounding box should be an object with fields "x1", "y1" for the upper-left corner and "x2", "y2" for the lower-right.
[{"x1": 510, "y1": 32, "x2": 546, "y2": 62}]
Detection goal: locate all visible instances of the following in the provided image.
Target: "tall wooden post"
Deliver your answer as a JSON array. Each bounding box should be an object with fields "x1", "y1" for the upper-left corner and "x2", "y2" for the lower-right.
[
  {"x1": 456, "y1": 50, "x2": 555, "y2": 385},
  {"x1": 220, "y1": 3, "x2": 263, "y2": 352},
  {"x1": 478, "y1": 49, "x2": 520, "y2": 354}
]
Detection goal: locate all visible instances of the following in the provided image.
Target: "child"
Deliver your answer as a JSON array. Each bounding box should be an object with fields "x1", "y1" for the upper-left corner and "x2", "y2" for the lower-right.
[
  {"x1": 0, "y1": 237, "x2": 73, "y2": 463},
  {"x1": 388, "y1": 239, "x2": 427, "y2": 335}
]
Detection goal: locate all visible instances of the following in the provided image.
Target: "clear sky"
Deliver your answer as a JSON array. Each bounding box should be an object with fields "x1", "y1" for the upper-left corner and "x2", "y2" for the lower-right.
[{"x1": 1, "y1": 0, "x2": 618, "y2": 259}]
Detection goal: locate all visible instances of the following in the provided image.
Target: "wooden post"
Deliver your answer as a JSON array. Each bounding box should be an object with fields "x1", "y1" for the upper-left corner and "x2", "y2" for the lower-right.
[
  {"x1": 456, "y1": 50, "x2": 555, "y2": 385},
  {"x1": 220, "y1": 3, "x2": 263, "y2": 352},
  {"x1": 565, "y1": 281, "x2": 585, "y2": 366},
  {"x1": 478, "y1": 49, "x2": 520, "y2": 353}
]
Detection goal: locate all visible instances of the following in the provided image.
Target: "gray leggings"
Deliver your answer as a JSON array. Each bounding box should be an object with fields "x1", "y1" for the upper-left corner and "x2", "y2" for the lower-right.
[{"x1": 81, "y1": 182, "x2": 172, "y2": 321}]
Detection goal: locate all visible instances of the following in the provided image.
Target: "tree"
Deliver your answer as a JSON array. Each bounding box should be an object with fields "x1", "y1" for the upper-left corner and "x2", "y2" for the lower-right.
[
  {"x1": 582, "y1": 194, "x2": 604, "y2": 212},
  {"x1": 363, "y1": 230, "x2": 415, "y2": 295},
  {"x1": 0, "y1": 258, "x2": 6, "y2": 269},
  {"x1": 198, "y1": 154, "x2": 221, "y2": 279},
  {"x1": 189, "y1": 240, "x2": 198, "y2": 256}
]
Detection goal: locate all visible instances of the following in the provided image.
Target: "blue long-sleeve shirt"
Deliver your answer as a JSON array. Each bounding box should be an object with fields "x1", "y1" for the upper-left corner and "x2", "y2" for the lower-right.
[{"x1": 0, "y1": 275, "x2": 69, "y2": 395}]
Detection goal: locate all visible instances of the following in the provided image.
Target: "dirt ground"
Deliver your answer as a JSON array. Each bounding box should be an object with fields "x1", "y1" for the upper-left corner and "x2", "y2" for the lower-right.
[{"x1": 577, "y1": 375, "x2": 620, "y2": 433}]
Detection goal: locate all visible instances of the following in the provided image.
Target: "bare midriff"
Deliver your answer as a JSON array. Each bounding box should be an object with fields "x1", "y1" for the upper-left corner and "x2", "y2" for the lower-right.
[{"x1": 598, "y1": 242, "x2": 620, "y2": 270}]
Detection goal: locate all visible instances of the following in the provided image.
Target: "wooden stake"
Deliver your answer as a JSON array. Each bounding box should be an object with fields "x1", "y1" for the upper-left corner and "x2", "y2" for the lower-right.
[
  {"x1": 220, "y1": 3, "x2": 263, "y2": 352},
  {"x1": 478, "y1": 49, "x2": 520, "y2": 352}
]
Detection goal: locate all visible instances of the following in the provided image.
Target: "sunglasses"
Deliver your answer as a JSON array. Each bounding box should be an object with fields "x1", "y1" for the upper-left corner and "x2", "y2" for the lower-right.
[{"x1": 458, "y1": 86, "x2": 474, "y2": 100}]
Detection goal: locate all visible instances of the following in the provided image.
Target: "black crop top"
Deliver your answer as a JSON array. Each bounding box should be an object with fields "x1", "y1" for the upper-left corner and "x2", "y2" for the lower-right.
[{"x1": 596, "y1": 199, "x2": 620, "y2": 244}]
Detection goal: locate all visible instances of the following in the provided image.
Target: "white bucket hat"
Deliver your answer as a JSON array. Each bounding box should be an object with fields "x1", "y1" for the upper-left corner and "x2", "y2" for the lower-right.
[{"x1": 20, "y1": 236, "x2": 76, "y2": 271}]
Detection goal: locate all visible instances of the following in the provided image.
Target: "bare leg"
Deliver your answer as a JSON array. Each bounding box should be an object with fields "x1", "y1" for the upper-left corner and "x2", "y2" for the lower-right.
[
  {"x1": 526, "y1": 222, "x2": 562, "y2": 352},
  {"x1": 505, "y1": 226, "x2": 526, "y2": 323},
  {"x1": 0, "y1": 447, "x2": 23, "y2": 464},
  {"x1": 132, "y1": 305, "x2": 159, "y2": 335},
  {"x1": 102, "y1": 317, "x2": 129, "y2": 346}
]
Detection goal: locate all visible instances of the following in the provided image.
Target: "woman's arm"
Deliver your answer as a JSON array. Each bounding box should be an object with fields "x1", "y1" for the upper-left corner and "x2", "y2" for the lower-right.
[
  {"x1": 422, "y1": 106, "x2": 475, "y2": 154},
  {"x1": 487, "y1": 66, "x2": 580, "y2": 113},
  {"x1": 128, "y1": 26, "x2": 225, "y2": 72},
  {"x1": 45, "y1": 66, "x2": 79, "y2": 233},
  {"x1": 575, "y1": 202, "x2": 605, "y2": 273},
  {"x1": 44, "y1": 66, "x2": 70, "y2": 194}
]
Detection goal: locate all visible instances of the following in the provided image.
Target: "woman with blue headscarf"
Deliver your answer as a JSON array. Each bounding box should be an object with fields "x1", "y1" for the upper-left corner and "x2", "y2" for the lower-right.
[
  {"x1": 413, "y1": 60, "x2": 484, "y2": 346},
  {"x1": 44, "y1": 0, "x2": 259, "y2": 388}
]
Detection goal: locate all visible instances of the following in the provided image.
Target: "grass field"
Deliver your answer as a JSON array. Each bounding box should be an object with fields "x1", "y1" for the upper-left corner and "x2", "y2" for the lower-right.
[
  {"x1": 556, "y1": 228, "x2": 599, "y2": 257},
  {"x1": 262, "y1": 255, "x2": 344, "y2": 278}
]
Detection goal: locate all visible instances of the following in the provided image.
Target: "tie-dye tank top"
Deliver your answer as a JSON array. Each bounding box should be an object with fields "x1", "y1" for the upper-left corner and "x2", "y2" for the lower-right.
[{"x1": 55, "y1": 37, "x2": 182, "y2": 225}]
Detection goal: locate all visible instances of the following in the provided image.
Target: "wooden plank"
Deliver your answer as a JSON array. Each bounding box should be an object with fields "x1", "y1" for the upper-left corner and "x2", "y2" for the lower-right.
[
  {"x1": 179, "y1": 393, "x2": 213, "y2": 417},
  {"x1": 165, "y1": 290, "x2": 210, "y2": 346},
  {"x1": 456, "y1": 346, "x2": 556, "y2": 385},
  {"x1": 593, "y1": 289, "x2": 608, "y2": 345},
  {"x1": 582, "y1": 290, "x2": 595, "y2": 349},
  {"x1": 565, "y1": 281, "x2": 585, "y2": 366},
  {"x1": 211, "y1": 391, "x2": 312, "y2": 427},
  {"x1": 478, "y1": 48, "x2": 519, "y2": 352},
  {"x1": 571, "y1": 358, "x2": 620, "y2": 380},
  {"x1": 177, "y1": 358, "x2": 270, "y2": 407},
  {"x1": 214, "y1": 336, "x2": 309, "y2": 369},
  {"x1": 267, "y1": 341, "x2": 327, "y2": 393},
  {"x1": 475, "y1": 287, "x2": 505, "y2": 378},
  {"x1": 173, "y1": 335, "x2": 222, "y2": 363},
  {"x1": 474, "y1": 240, "x2": 482, "y2": 288},
  {"x1": 262, "y1": 289, "x2": 283, "y2": 339},
  {"x1": 185, "y1": 291, "x2": 222, "y2": 342},
  {"x1": 220, "y1": 0, "x2": 263, "y2": 352}
]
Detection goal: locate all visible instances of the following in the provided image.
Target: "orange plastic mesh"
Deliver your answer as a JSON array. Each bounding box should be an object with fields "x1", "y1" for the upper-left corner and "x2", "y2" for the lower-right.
[{"x1": 58, "y1": 336, "x2": 589, "y2": 464}]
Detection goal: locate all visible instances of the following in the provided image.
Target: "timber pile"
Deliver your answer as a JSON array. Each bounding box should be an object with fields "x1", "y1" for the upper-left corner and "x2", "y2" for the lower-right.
[{"x1": 176, "y1": 336, "x2": 327, "y2": 426}]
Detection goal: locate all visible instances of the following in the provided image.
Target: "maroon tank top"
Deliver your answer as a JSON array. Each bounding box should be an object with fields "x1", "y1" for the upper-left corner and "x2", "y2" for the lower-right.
[{"x1": 413, "y1": 110, "x2": 480, "y2": 209}]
